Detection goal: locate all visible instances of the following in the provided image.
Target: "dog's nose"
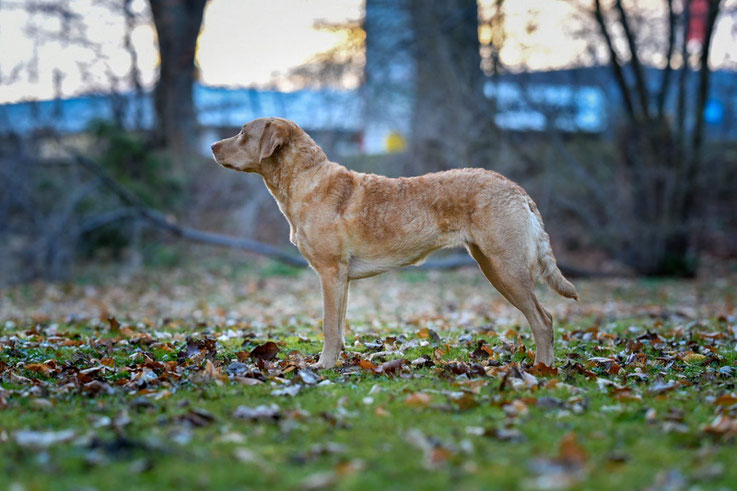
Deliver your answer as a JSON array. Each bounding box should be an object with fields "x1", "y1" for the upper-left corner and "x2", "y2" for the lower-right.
[{"x1": 210, "y1": 142, "x2": 218, "y2": 151}]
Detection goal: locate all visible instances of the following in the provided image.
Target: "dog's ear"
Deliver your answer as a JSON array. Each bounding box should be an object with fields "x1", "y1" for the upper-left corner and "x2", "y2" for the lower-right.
[{"x1": 258, "y1": 120, "x2": 288, "y2": 163}]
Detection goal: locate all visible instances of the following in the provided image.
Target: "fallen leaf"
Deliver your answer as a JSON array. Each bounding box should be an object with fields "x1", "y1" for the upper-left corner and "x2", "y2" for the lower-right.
[
  {"x1": 404, "y1": 392, "x2": 432, "y2": 407},
  {"x1": 24, "y1": 363, "x2": 53, "y2": 376},
  {"x1": 233, "y1": 403, "x2": 281, "y2": 421},
  {"x1": 14, "y1": 429, "x2": 76, "y2": 448},
  {"x1": 376, "y1": 358, "x2": 407, "y2": 375},
  {"x1": 271, "y1": 384, "x2": 302, "y2": 397},
  {"x1": 226, "y1": 361, "x2": 249, "y2": 377},
  {"x1": 250, "y1": 341, "x2": 279, "y2": 361},
  {"x1": 557, "y1": 432, "x2": 587, "y2": 467},
  {"x1": 107, "y1": 316, "x2": 120, "y2": 332},
  {"x1": 418, "y1": 328, "x2": 440, "y2": 343},
  {"x1": 528, "y1": 363, "x2": 559, "y2": 377},
  {"x1": 299, "y1": 471, "x2": 337, "y2": 490},
  {"x1": 484, "y1": 427, "x2": 526, "y2": 442},
  {"x1": 233, "y1": 376, "x2": 264, "y2": 386},
  {"x1": 448, "y1": 391, "x2": 479, "y2": 411},
  {"x1": 714, "y1": 394, "x2": 737, "y2": 407},
  {"x1": 298, "y1": 369, "x2": 320, "y2": 385},
  {"x1": 177, "y1": 408, "x2": 215, "y2": 427},
  {"x1": 503, "y1": 399, "x2": 529, "y2": 417},
  {"x1": 703, "y1": 414, "x2": 737, "y2": 438},
  {"x1": 649, "y1": 381, "x2": 679, "y2": 395},
  {"x1": 177, "y1": 338, "x2": 217, "y2": 363},
  {"x1": 682, "y1": 353, "x2": 706, "y2": 363}
]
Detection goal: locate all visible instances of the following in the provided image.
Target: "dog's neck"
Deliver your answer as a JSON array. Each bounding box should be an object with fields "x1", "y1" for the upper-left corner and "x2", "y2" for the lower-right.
[{"x1": 258, "y1": 135, "x2": 330, "y2": 220}]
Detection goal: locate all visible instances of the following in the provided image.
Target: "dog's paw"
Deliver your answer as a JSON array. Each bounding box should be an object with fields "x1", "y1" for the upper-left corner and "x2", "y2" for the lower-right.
[{"x1": 311, "y1": 358, "x2": 337, "y2": 370}]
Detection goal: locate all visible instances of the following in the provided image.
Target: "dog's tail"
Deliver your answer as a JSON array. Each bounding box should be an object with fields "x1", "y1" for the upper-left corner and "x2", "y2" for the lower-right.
[{"x1": 526, "y1": 198, "x2": 579, "y2": 300}]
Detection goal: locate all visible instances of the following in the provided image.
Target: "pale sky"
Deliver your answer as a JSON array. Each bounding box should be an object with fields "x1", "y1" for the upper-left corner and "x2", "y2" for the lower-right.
[
  {"x1": 0, "y1": 0, "x2": 734, "y2": 104},
  {"x1": 0, "y1": 0, "x2": 363, "y2": 103},
  {"x1": 196, "y1": 0, "x2": 363, "y2": 88}
]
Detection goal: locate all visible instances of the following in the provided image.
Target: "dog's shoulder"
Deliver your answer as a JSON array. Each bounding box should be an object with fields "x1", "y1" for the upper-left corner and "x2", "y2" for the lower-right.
[{"x1": 322, "y1": 165, "x2": 359, "y2": 215}]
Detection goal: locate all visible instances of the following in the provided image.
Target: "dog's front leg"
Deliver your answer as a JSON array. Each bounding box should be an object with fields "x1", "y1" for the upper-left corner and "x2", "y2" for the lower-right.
[{"x1": 313, "y1": 265, "x2": 349, "y2": 369}]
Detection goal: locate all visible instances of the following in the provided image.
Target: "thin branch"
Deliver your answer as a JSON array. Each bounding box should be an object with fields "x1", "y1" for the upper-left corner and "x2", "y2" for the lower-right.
[
  {"x1": 657, "y1": 0, "x2": 676, "y2": 119},
  {"x1": 676, "y1": 0, "x2": 693, "y2": 141},
  {"x1": 593, "y1": 0, "x2": 637, "y2": 121},
  {"x1": 615, "y1": 0, "x2": 651, "y2": 120},
  {"x1": 690, "y1": 0, "x2": 722, "y2": 168},
  {"x1": 77, "y1": 207, "x2": 139, "y2": 234}
]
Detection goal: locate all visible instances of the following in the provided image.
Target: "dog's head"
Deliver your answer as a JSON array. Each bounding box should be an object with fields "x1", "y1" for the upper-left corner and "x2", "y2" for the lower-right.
[{"x1": 211, "y1": 117, "x2": 293, "y2": 172}]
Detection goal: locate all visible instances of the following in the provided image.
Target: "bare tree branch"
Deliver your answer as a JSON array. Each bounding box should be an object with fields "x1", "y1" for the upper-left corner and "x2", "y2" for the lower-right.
[
  {"x1": 691, "y1": 0, "x2": 722, "y2": 167},
  {"x1": 615, "y1": 0, "x2": 651, "y2": 120},
  {"x1": 657, "y1": 0, "x2": 676, "y2": 119},
  {"x1": 593, "y1": 0, "x2": 637, "y2": 121},
  {"x1": 676, "y1": 0, "x2": 693, "y2": 141}
]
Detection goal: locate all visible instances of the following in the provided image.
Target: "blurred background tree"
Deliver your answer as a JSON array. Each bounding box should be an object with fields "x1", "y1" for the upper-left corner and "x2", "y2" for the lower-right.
[
  {"x1": 409, "y1": 0, "x2": 484, "y2": 173},
  {"x1": 149, "y1": 0, "x2": 207, "y2": 155},
  {"x1": 584, "y1": 0, "x2": 723, "y2": 275}
]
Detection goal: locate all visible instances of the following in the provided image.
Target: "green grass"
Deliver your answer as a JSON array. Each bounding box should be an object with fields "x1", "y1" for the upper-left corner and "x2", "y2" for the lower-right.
[{"x1": 1, "y1": 270, "x2": 736, "y2": 490}]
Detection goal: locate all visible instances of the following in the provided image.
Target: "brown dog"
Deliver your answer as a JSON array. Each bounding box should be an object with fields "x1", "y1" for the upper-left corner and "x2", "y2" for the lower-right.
[{"x1": 211, "y1": 117, "x2": 578, "y2": 368}]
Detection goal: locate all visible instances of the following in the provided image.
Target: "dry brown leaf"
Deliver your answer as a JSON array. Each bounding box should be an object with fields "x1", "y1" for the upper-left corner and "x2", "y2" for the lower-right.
[
  {"x1": 703, "y1": 414, "x2": 737, "y2": 438},
  {"x1": 714, "y1": 394, "x2": 737, "y2": 407},
  {"x1": 557, "y1": 432, "x2": 587, "y2": 467},
  {"x1": 24, "y1": 363, "x2": 53, "y2": 376},
  {"x1": 404, "y1": 392, "x2": 432, "y2": 407},
  {"x1": 683, "y1": 353, "x2": 707, "y2": 363},
  {"x1": 376, "y1": 358, "x2": 407, "y2": 375},
  {"x1": 250, "y1": 341, "x2": 279, "y2": 361},
  {"x1": 107, "y1": 315, "x2": 120, "y2": 332},
  {"x1": 450, "y1": 391, "x2": 479, "y2": 411},
  {"x1": 528, "y1": 363, "x2": 559, "y2": 377}
]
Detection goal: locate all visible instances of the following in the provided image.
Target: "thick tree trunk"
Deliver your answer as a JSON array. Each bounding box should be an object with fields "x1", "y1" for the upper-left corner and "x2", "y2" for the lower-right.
[
  {"x1": 409, "y1": 0, "x2": 482, "y2": 173},
  {"x1": 149, "y1": 0, "x2": 207, "y2": 155}
]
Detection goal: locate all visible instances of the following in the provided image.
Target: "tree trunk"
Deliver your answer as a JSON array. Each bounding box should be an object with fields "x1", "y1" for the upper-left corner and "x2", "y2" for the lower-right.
[
  {"x1": 409, "y1": 0, "x2": 482, "y2": 173},
  {"x1": 149, "y1": 0, "x2": 207, "y2": 155}
]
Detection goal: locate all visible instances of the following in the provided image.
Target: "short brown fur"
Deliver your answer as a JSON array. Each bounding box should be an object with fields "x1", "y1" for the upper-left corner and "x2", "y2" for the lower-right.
[{"x1": 211, "y1": 118, "x2": 578, "y2": 368}]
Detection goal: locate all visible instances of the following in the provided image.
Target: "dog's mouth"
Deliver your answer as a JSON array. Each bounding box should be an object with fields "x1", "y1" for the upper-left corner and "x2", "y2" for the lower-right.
[
  {"x1": 211, "y1": 152, "x2": 229, "y2": 168},
  {"x1": 214, "y1": 157, "x2": 238, "y2": 171}
]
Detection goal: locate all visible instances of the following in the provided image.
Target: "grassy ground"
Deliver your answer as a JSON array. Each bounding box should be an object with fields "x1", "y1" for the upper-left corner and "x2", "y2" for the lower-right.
[{"x1": 1, "y1": 263, "x2": 736, "y2": 490}]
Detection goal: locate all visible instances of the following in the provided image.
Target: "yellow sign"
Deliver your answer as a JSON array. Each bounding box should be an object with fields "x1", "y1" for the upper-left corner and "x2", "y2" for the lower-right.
[{"x1": 385, "y1": 131, "x2": 407, "y2": 153}]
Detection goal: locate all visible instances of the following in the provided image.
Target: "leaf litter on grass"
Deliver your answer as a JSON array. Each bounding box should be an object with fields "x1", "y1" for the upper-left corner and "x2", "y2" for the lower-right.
[{"x1": 0, "y1": 267, "x2": 736, "y2": 488}]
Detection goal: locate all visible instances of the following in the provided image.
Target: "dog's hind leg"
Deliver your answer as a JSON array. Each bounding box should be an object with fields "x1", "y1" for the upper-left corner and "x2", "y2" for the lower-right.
[
  {"x1": 313, "y1": 263, "x2": 349, "y2": 369},
  {"x1": 467, "y1": 243, "x2": 555, "y2": 366}
]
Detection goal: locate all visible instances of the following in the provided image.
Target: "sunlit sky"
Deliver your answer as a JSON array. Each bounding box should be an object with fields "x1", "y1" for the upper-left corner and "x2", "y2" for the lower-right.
[{"x1": 0, "y1": 0, "x2": 735, "y2": 104}]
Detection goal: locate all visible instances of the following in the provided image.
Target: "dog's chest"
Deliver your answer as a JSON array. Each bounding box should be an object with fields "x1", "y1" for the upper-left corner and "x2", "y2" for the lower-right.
[{"x1": 347, "y1": 256, "x2": 398, "y2": 279}]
